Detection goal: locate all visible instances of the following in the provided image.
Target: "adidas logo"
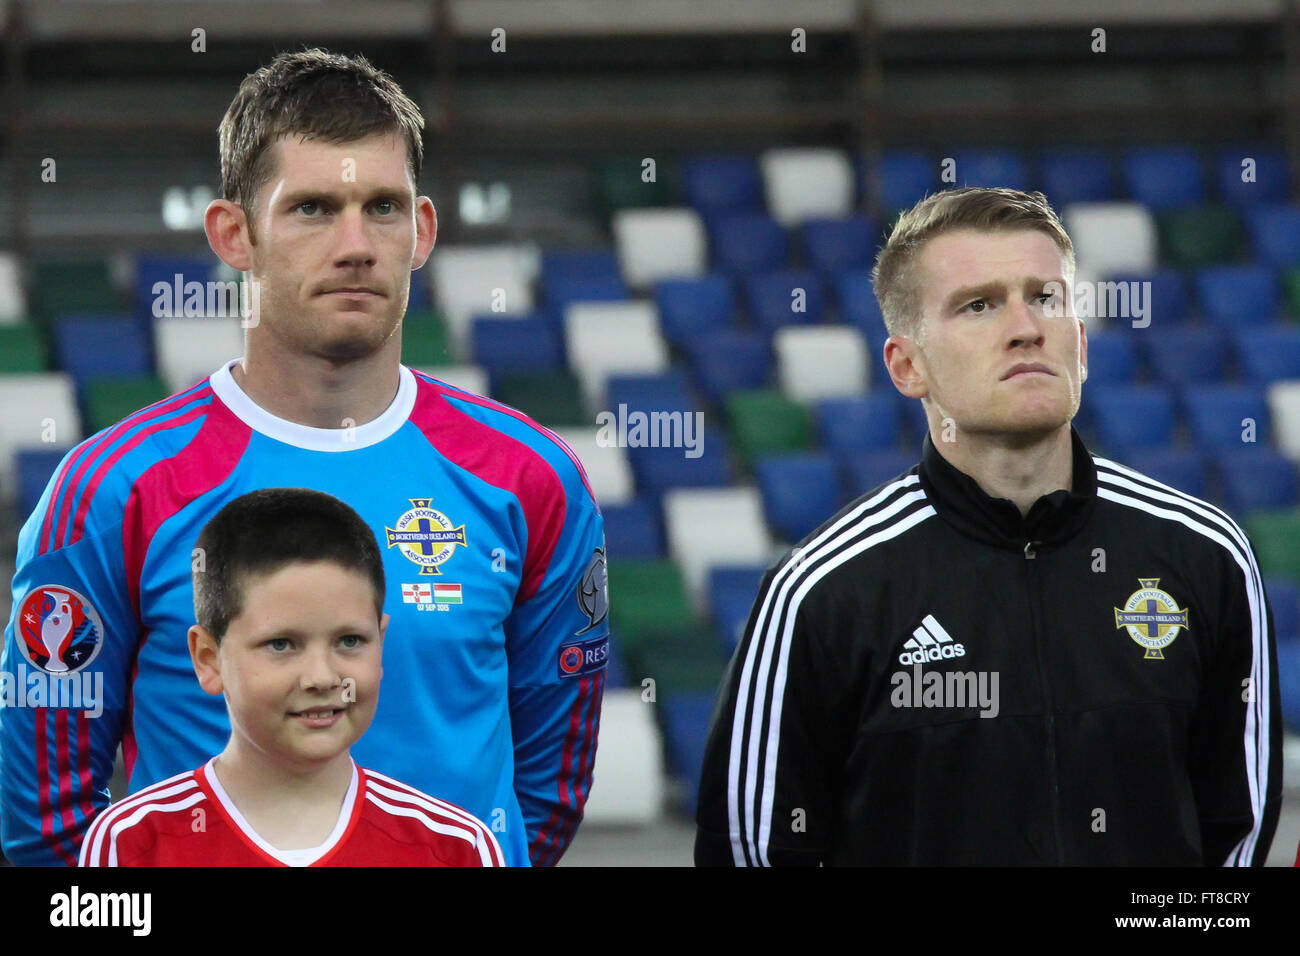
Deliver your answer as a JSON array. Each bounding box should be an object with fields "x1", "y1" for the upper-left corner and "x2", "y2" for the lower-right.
[{"x1": 898, "y1": 614, "x2": 966, "y2": 666}]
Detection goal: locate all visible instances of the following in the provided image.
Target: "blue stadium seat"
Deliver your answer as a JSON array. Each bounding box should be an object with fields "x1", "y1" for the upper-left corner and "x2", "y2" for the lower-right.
[
  {"x1": 1122, "y1": 146, "x2": 1205, "y2": 209},
  {"x1": 602, "y1": 498, "x2": 664, "y2": 560},
  {"x1": 709, "y1": 564, "x2": 767, "y2": 653},
  {"x1": 53, "y1": 314, "x2": 152, "y2": 396},
  {"x1": 710, "y1": 213, "x2": 788, "y2": 276},
  {"x1": 743, "y1": 269, "x2": 826, "y2": 332},
  {"x1": 626, "y1": 424, "x2": 733, "y2": 500},
  {"x1": 1085, "y1": 385, "x2": 1177, "y2": 457},
  {"x1": 1038, "y1": 149, "x2": 1115, "y2": 206},
  {"x1": 603, "y1": 637, "x2": 631, "y2": 689},
  {"x1": 800, "y1": 216, "x2": 880, "y2": 275},
  {"x1": 898, "y1": 397, "x2": 929, "y2": 449},
  {"x1": 840, "y1": 449, "x2": 917, "y2": 498},
  {"x1": 1104, "y1": 269, "x2": 1189, "y2": 329},
  {"x1": 659, "y1": 691, "x2": 719, "y2": 816},
  {"x1": 541, "y1": 248, "x2": 621, "y2": 287},
  {"x1": 1195, "y1": 265, "x2": 1279, "y2": 328},
  {"x1": 652, "y1": 274, "x2": 736, "y2": 348},
  {"x1": 1266, "y1": 576, "x2": 1300, "y2": 645},
  {"x1": 471, "y1": 314, "x2": 564, "y2": 381},
  {"x1": 1083, "y1": 332, "x2": 1138, "y2": 384},
  {"x1": 134, "y1": 254, "x2": 215, "y2": 322},
  {"x1": 1232, "y1": 325, "x2": 1300, "y2": 384},
  {"x1": 1121, "y1": 446, "x2": 1210, "y2": 500},
  {"x1": 681, "y1": 154, "x2": 765, "y2": 216},
  {"x1": 872, "y1": 150, "x2": 936, "y2": 214},
  {"x1": 1142, "y1": 327, "x2": 1228, "y2": 385},
  {"x1": 816, "y1": 393, "x2": 901, "y2": 455},
  {"x1": 756, "y1": 451, "x2": 841, "y2": 542},
  {"x1": 1217, "y1": 447, "x2": 1299, "y2": 513},
  {"x1": 606, "y1": 369, "x2": 696, "y2": 418},
  {"x1": 1278, "y1": 643, "x2": 1300, "y2": 732},
  {"x1": 1216, "y1": 146, "x2": 1289, "y2": 207},
  {"x1": 1183, "y1": 384, "x2": 1270, "y2": 452},
  {"x1": 687, "y1": 331, "x2": 772, "y2": 406},
  {"x1": 543, "y1": 274, "x2": 629, "y2": 313},
  {"x1": 951, "y1": 149, "x2": 1030, "y2": 190},
  {"x1": 16, "y1": 447, "x2": 72, "y2": 519},
  {"x1": 1246, "y1": 205, "x2": 1300, "y2": 270},
  {"x1": 834, "y1": 268, "x2": 883, "y2": 330}
]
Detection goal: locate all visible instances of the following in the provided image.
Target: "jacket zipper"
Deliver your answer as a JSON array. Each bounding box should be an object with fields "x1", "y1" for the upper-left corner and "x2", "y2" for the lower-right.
[{"x1": 1024, "y1": 539, "x2": 1064, "y2": 864}]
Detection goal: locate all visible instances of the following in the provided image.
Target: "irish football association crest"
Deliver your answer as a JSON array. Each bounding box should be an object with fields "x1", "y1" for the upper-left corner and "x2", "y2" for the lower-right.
[
  {"x1": 1114, "y1": 578, "x2": 1188, "y2": 660},
  {"x1": 385, "y1": 498, "x2": 467, "y2": 575}
]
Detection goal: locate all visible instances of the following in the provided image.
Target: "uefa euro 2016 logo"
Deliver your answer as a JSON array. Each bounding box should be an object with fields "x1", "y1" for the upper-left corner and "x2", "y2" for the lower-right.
[
  {"x1": 1114, "y1": 578, "x2": 1189, "y2": 660},
  {"x1": 384, "y1": 498, "x2": 467, "y2": 575},
  {"x1": 17, "y1": 585, "x2": 105, "y2": 674}
]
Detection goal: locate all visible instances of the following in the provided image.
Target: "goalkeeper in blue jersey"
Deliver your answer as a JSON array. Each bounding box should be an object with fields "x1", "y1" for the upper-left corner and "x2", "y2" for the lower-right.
[{"x1": 1, "y1": 48, "x2": 607, "y2": 866}]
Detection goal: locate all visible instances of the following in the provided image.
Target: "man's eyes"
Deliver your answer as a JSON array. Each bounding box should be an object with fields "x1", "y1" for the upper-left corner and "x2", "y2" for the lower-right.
[{"x1": 294, "y1": 200, "x2": 398, "y2": 216}]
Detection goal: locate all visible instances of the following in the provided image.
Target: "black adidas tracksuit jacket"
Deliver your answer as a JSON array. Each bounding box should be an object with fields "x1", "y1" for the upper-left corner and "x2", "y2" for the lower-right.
[{"x1": 695, "y1": 428, "x2": 1282, "y2": 866}]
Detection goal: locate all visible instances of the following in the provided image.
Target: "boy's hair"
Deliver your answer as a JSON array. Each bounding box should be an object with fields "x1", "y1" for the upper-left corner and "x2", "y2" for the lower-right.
[
  {"x1": 193, "y1": 488, "x2": 386, "y2": 641},
  {"x1": 872, "y1": 187, "x2": 1075, "y2": 341},
  {"x1": 218, "y1": 47, "x2": 425, "y2": 239}
]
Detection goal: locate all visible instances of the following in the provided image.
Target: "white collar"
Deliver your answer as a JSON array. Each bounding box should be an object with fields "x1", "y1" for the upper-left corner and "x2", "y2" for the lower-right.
[{"x1": 209, "y1": 358, "x2": 415, "y2": 452}]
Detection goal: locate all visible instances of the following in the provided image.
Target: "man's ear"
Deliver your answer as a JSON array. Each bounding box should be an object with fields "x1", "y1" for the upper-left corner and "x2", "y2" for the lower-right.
[
  {"x1": 411, "y1": 197, "x2": 437, "y2": 271},
  {"x1": 189, "y1": 625, "x2": 225, "y2": 697},
  {"x1": 884, "y1": 335, "x2": 930, "y2": 400},
  {"x1": 204, "y1": 200, "x2": 255, "y2": 273}
]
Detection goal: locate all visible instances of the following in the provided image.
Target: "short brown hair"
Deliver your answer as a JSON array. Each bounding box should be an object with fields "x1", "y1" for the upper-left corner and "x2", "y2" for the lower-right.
[
  {"x1": 218, "y1": 48, "x2": 425, "y2": 237},
  {"x1": 871, "y1": 187, "x2": 1075, "y2": 340}
]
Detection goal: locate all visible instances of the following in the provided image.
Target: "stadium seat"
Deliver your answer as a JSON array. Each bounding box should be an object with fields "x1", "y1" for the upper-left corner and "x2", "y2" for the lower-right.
[
  {"x1": 431, "y1": 245, "x2": 537, "y2": 357},
  {"x1": 834, "y1": 268, "x2": 884, "y2": 331},
  {"x1": 1233, "y1": 325, "x2": 1300, "y2": 384},
  {"x1": 708, "y1": 563, "x2": 767, "y2": 653},
  {"x1": 607, "y1": 560, "x2": 695, "y2": 651},
  {"x1": 663, "y1": 485, "x2": 773, "y2": 604},
  {"x1": 659, "y1": 691, "x2": 721, "y2": 817},
  {"x1": 84, "y1": 376, "x2": 170, "y2": 433},
  {"x1": 1183, "y1": 384, "x2": 1270, "y2": 452},
  {"x1": 1122, "y1": 147, "x2": 1205, "y2": 209},
  {"x1": 564, "y1": 300, "x2": 669, "y2": 409},
  {"x1": 775, "y1": 325, "x2": 869, "y2": 401},
  {"x1": 415, "y1": 365, "x2": 489, "y2": 397},
  {"x1": 687, "y1": 331, "x2": 772, "y2": 407},
  {"x1": 1104, "y1": 269, "x2": 1189, "y2": 329},
  {"x1": 1142, "y1": 327, "x2": 1228, "y2": 385},
  {"x1": 401, "y1": 309, "x2": 453, "y2": 367},
  {"x1": 841, "y1": 449, "x2": 917, "y2": 498},
  {"x1": 1278, "y1": 643, "x2": 1300, "y2": 733},
  {"x1": 816, "y1": 393, "x2": 901, "y2": 456},
  {"x1": 680, "y1": 154, "x2": 765, "y2": 217},
  {"x1": 153, "y1": 315, "x2": 243, "y2": 393},
  {"x1": 726, "y1": 389, "x2": 813, "y2": 468},
  {"x1": 759, "y1": 148, "x2": 855, "y2": 226},
  {"x1": 1217, "y1": 447, "x2": 1299, "y2": 513},
  {"x1": 542, "y1": 274, "x2": 628, "y2": 313},
  {"x1": 1266, "y1": 577, "x2": 1300, "y2": 645},
  {"x1": 0, "y1": 324, "x2": 47, "y2": 373},
  {"x1": 602, "y1": 497, "x2": 664, "y2": 560},
  {"x1": 596, "y1": 157, "x2": 672, "y2": 216},
  {"x1": 0, "y1": 251, "x2": 25, "y2": 323},
  {"x1": 634, "y1": 633, "x2": 727, "y2": 699},
  {"x1": 800, "y1": 216, "x2": 880, "y2": 276},
  {"x1": 53, "y1": 315, "x2": 153, "y2": 397},
  {"x1": 1038, "y1": 149, "x2": 1115, "y2": 206},
  {"x1": 1122, "y1": 446, "x2": 1210, "y2": 500},
  {"x1": 1084, "y1": 385, "x2": 1177, "y2": 458},
  {"x1": 1244, "y1": 509, "x2": 1300, "y2": 582},
  {"x1": 1268, "y1": 381, "x2": 1300, "y2": 462},
  {"x1": 1216, "y1": 145, "x2": 1289, "y2": 207},
  {"x1": 612, "y1": 208, "x2": 708, "y2": 289},
  {"x1": 1082, "y1": 332, "x2": 1138, "y2": 384},
  {"x1": 552, "y1": 427, "x2": 635, "y2": 507},
  {"x1": 606, "y1": 369, "x2": 696, "y2": 417},
  {"x1": 0, "y1": 373, "x2": 81, "y2": 498},
  {"x1": 1156, "y1": 206, "x2": 1245, "y2": 269},
  {"x1": 15, "y1": 446, "x2": 71, "y2": 518},
  {"x1": 951, "y1": 149, "x2": 1030, "y2": 190},
  {"x1": 492, "y1": 369, "x2": 587, "y2": 427},
  {"x1": 756, "y1": 451, "x2": 841, "y2": 542},
  {"x1": 744, "y1": 270, "x2": 826, "y2": 332},
  {"x1": 1063, "y1": 203, "x2": 1158, "y2": 277},
  {"x1": 652, "y1": 274, "x2": 737, "y2": 348},
  {"x1": 470, "y1": 314, "x2": 564, "y2": 383},
  {"x1": 709, "y1": 213, "x2": 788, "y2": 276},
  {"x1": 134, "y1": 254, "x2": 215, "y2": 322},
  {"x1": 624, "y1": 424, "x2": 732, "y2": 501},
  {"x1": 1246, "y1": 204, "x2": 1300, "y2": 270},
  {"x1": 898, "y1": 396, "x2": 930, "y2": 449},
  {"x1": 30, "y1": 259, "x2": 123, "y2": 327},
  {"x1": 579, "y1": 689, "x2": 664, "y2": 825},
  {"x1": 1195, "y1": 265, "x2": 1279, "y2": 329},
  {"x1": 871, "y1": 150, "x2": 936, "y2": 215}
]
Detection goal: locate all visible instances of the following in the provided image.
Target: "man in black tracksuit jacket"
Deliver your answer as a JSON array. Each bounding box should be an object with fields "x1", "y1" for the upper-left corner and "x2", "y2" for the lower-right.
[{"x1": 695, "y1": 188, "x2": 1282, "y2": 866}]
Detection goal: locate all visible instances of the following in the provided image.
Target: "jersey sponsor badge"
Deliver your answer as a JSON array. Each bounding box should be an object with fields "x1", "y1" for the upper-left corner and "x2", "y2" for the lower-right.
[
  {"x1": 574, "y1": 547, "x2": 608, "y2": 635},
  {"x1": 16, "y1": 584, "x2": 105, "y2": 674},
  {"x1": 557, "y1": 635, "x2": 609, "y2": 679},
  {"x1": 1114, "y1": 578, "x2": 1188, "y2": 659},
  {"x1": 385, "y1": 498, "x2": 467, "y2": 575}
]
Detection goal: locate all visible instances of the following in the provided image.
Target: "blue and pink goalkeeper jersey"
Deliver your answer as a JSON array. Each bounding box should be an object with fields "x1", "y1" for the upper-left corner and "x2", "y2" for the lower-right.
[{"x1": 1, "y1": 360, "x2": 608, "y2": 866}]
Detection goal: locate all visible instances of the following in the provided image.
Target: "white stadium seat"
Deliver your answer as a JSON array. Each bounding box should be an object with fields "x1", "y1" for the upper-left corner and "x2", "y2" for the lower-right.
[
  {"x1": 0, "y1": 252, "x2": 26, "y2": 325},
  {"x1": 0, "y1": 373, "x2": 81, "y2": 500},
  {"x1": 775, "y1": 325, "x2": 869, "y2": 402},
  {"x1": 1268, "y1": 380, "x2": 1300, "y2": 463},
  {"x1": 415, "y1": 364, "x2": 489, "y2": 398},
  {"x1": 612, "y1": 208, "x2": 708, "y2": 289},
  {"x1": 553, "y1": 427, "x2": 634, "y2": 507},
  {"x1": 1062, "y1": 202, "x2": 1158, "y2": 278},
  {"x1": 760, "y1": 148, "x2": 855, "y2": 226},
  {"x1": 664, "y1": 485, "x2": 773, "y2": 607},
  {"x1": 431, "y1": 245, "x2": 537, "y2": 358},
  {"x1": 564, "y1": 301, "x2": 669, "y2": 410},
  {"x1": 579, "y1": 689, "x2": 664, "y2": 825},
  {"x1": 154, "y1": 316, "x2": 244, "y2": 394}
]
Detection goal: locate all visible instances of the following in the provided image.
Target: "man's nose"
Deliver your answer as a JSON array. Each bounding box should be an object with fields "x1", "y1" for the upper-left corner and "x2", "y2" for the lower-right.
[
  {"x1": 299, "y1": 646, "x2": 341, "y2": 692},
  {"x1": 1006, "y1": 295, "x2": 1046, "y2": 348},
  {"x1": 333, "y1": 206, "x2": 376, "y2": 267}
]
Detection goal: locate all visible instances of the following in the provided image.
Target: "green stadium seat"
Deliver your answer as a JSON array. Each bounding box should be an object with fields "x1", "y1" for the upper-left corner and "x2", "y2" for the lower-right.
[
  {"x1": 0, "y1": 324, "x2": 47, "y2": 372},
  {"x1": 1156, "y1": 206, "x2": 1245, "y2": 269},
  {"x1": 1244, "y1": 509, "x2": 1300, "y2": 584},
  {"x1": 726, "y1": 388, "x2": 812, "y2": 469},
  {"x1": 1282, "y1": 270, "x2": 1300, "y2": 319},
  {"x1": 596, "y1": 157, "x2": 674, "y2": 218},
  {"x1": 84, "y1": 376, "x2": 170, "y2": 433},
  {"x1": 633, "y1": 631, "x2": 727, "y2": 698},
  {"x1": 492, "y1": 369, "x2": 588, "y2": 427},
  {"x1": 30, "y1": 260, "x2": 124, "y2": 326},
  {"x1": 608, "y1": 560, "x2": 695, "y2": 655},
  {"x1": 400, "y1": 309, "x2": 451, "y2": 366}
]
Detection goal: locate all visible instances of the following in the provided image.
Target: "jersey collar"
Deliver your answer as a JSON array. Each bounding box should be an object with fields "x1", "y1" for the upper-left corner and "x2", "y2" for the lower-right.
[
  {"x1": 917, "y1": 425, "x2": 1098, "y2": 553},
  {"x1": 209, "y1": 358, "x2": 415, "y2": 452}
]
